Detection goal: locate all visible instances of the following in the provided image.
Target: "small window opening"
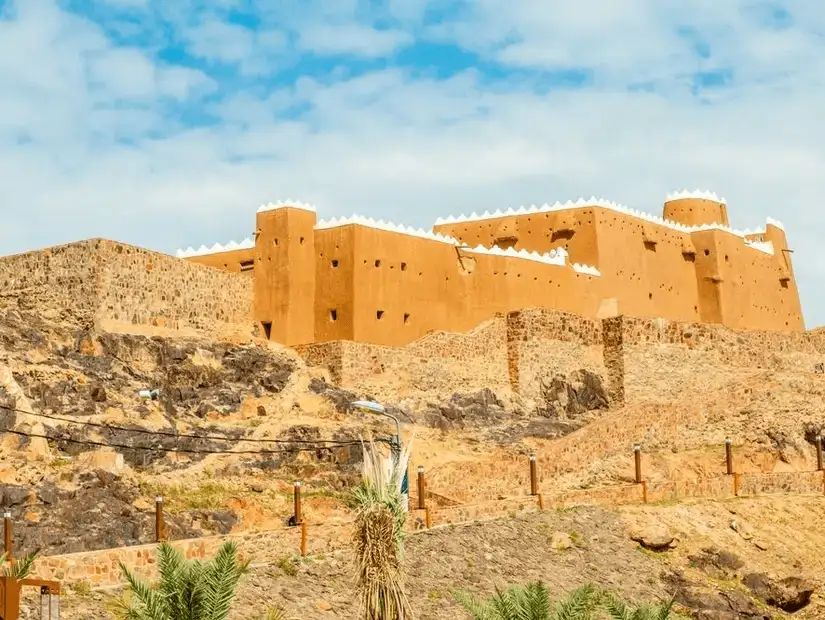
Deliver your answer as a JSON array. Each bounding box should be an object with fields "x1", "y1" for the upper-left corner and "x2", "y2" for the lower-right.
[
  {"x1": 262, "y1": 322, "x2": 272, "y2": 339},
  {"x1": 403, "y1": 313, "x2": 410, "y2": 324},
  {"x1": 376, "y1": 310, "x2": 385, "y2": 320},
  {"x1": 401, "y1": 262, "x2": 407, "y2": 271},
  {"x1": 300, "y1": 237, "x2": 305, "y2": 245},
  {"x1": 273, "y1": 239, "x2": 279, "y2": 246},
  {"x1": 375, "y1": 259, "x2": 381, "y2": 267},
  {"x1": 329, "y1": 309, "x2": 338, "y2": 321},
  {"x1": 331, "y1": 259, "x2": 339, "y2": 268}
]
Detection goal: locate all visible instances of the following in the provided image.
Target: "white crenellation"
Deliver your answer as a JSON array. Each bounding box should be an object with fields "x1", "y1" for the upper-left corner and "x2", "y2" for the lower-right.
[
  {"x1": 176, "y1": 237, "x2": 254, "y2": 258},
  {"x1": 256, "y1": 199, "x2": 317, "y2": 214},
  {"x1": 462, "y1": 244, "x2": 568, "y2": 267},
  {"x1": 665, "y1": 189, "x2": 727, "y2": 204},
  {"x1": 572, "y1": 263, "x2": 602, "y2": 276}
]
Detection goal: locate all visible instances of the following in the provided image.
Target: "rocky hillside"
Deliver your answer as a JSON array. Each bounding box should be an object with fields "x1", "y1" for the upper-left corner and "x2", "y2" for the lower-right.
[{"x1": 42, "y1": 495, "x2": 825, "y2": 619}]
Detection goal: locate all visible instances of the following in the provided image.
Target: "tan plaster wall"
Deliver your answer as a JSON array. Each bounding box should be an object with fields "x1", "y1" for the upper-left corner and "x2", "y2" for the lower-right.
[
  {"x1": 310, "y1": 225, "x2": 602, "y2": 347},
  {"x1": 187, "y1": 248, "x2": 255, "y2": 274},
  {"x1": 253, "y1": 208, "x2": 317, "y2": 345},
  {"x1": 662, "y1": 197, "x2": 729, "y2": 227}
]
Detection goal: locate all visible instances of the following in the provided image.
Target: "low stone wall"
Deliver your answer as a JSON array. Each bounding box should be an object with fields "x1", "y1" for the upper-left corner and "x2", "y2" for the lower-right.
[{"x1": 31, "y1": 469, "x2": 825, "y2": 589}]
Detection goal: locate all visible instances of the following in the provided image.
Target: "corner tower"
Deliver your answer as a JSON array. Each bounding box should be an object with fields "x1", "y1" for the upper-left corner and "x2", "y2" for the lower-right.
[
  {"x1": 663, "y1": 189, "x2": 729, "y2": 228},
  {"x1": 254, "y1": 201, "x2": 317, "y2": 345}
]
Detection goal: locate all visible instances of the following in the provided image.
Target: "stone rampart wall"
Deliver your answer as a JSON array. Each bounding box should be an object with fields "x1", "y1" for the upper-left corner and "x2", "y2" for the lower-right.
[
  {"x1": 296, "y1": 318, "x2": 509, "y2": 398},
  {"x1": 95, "y1": 240, "x2": 253, "y2": 337},
  {"x1": 0, "y1": 240, "x2": 102, "y2": 325},
  {"x1": 0, "y1": 239, "x2": 253, "y2": 337}
]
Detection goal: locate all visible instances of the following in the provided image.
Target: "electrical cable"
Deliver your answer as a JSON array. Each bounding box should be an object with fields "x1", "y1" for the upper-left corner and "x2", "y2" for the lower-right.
[
  {"x1": 1, "y1": 426, "x2": 369, "y2": 456},
  {"x1": 0, "y1": 403, "x2": 383, "y2": 447}
]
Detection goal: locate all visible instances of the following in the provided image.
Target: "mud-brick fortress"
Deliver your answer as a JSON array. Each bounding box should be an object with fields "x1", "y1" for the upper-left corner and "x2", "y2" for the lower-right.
[
  {"x1": 0, "y1": 189, "x2": 803, "y2": 349},
  {"x1": 169, "y1": 189, "x2": 802, "y2": 346}
]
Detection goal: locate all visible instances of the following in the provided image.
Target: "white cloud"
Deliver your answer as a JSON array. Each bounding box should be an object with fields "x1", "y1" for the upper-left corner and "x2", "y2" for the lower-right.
[{"x1": 2, "y1": 0, "x2": 825, "y2": 327}]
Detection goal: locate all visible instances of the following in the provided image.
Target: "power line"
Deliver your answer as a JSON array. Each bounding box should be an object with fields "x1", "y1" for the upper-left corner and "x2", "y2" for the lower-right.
[
  {"x1": 0, "y1": 403, "x2": 380, "y2": 447},
  {"x1": 1, "y1": 426, "x2": 367, "y2": 456}
]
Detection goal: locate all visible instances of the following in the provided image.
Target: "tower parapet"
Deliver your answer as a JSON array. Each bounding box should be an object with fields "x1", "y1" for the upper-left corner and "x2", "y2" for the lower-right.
[{"x1": 663, "y1": 189, "x2": 729, "y2": 228}]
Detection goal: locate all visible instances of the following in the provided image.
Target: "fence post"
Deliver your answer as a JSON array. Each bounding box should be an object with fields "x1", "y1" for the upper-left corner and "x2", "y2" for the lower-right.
[
  {"x1": 293, "y1": 482, "x2": 303, "y2": 525},
  {"x1": 529, "y1": 455, "x2": 538, "y2": 496},
  {"x1": 300, "y1": 521, "x2": 308, "y2": 557},
  {"x1": 416, "y1": 466, "x2": 426, "y2": 510},
  {"x1": 633, "y1": 444, "x2": 642, "y2": 484},
  {"x1": 3, "y1": 511, "x2": 12, "y2": 563},
  {"x1": 725, "y1": 438, "x2": 733, "y2": 475},
  {"x1": 816, "y1": 435, "x2": 823, "y2": 471},
  {"x1": 154, "y1": 496, "x2": 165, "y2": 543}
]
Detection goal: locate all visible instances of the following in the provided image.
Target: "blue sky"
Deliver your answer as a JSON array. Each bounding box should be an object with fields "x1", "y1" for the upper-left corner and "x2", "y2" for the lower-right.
[{"x1": 2, "y1": 0, "x2": 825, "y2": 326}]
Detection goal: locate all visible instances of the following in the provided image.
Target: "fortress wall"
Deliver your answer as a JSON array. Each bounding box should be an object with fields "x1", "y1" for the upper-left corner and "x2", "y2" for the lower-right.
[
  {"x1": 591, "y1": 208, "x2": 702, "y2": 323},
  {"x1": 434, "y1": 208, "x2": 601, "y2": 268},
  {"x1": 326, "y1": 224, "x2": 602, "y2": 347},
  {"x1": 186, "y1": 248, "x2": 255, "y2": 274},
  {"x1": 434, "y1": 205, "x2": 802, "y2": 333},
  {"x1": 691, "y1": 228, "x2": 803, "y2": 331},
  {"x1": 314, "y1": 226, "x2": 357, "y2": 342},
  {"x1": 95, "y1": 241, "x2": 254, "y2": 337},
  {"x1": 0, "y1": 240, "x2": 102, "y2": 324},
  {"x1": 505, "y1": 308, "x2": 606, "y2": 403}
]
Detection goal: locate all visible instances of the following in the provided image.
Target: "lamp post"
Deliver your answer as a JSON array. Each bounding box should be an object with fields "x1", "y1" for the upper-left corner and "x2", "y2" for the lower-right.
[{"x1": 352, "y1": 399, "x2": 409, "y2": 510}]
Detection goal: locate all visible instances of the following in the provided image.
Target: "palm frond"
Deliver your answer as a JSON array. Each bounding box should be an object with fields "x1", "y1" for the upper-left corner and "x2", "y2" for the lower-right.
[
  {"x1": 118, "y1": 560, "x2": 169, "y2": 619},
  {"x1": 554, "y1": 584, "x2": 599, "y2": 620},
  {"x1": 202, "y1": 541, "x2": 248, "y2": 620},
  {"x1": 453, "y1": 589, "x2": 496, "y2": 620},
  {"x1": 2, "y1": 552, "x2": 37, "y2": 579}
]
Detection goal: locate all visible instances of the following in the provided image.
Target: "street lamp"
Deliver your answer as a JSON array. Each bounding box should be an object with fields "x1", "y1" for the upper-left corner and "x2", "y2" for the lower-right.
[{"x1": 351, "y1": 399, "x2": 409, "y2": 510}]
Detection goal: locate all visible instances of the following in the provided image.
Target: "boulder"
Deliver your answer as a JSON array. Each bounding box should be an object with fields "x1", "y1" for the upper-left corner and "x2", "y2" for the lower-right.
[
  {"x1": 629, "y1": 524, "x2": 677, "y2": 551},
  {"x1": 538, "y1": 369, "x2": 609, "y2": 419},
  {"x1": 742, "y1": 573, "x2": 815, "y2": 613}
]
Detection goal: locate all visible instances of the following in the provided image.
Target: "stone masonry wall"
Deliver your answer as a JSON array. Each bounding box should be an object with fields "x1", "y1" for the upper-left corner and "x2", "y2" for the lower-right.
[
  {"x1": 0, "y1": 239, "x2": 253, "y2": 338},
  {"x1": 616, "y1": 316, "x2": 825, "y2": 403},
  {"x1": 506, "y1": 308, "x2": 606, "y2": 403},
  {"x1": 95, "y1": 240, "x2": 253, "y2": 337},
  {"x1": 296, "y1": 318, "x2": 509, "y2": 398},
  {"x1": 0, "y1": 240, "x2": 102, "y2": 326}
]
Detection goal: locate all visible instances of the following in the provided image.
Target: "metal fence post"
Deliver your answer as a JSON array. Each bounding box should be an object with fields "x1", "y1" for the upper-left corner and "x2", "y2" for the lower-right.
[
  {"x1": 155, "y1": 496, "x2": 165, "y2": 543},
  {"x1": 3, "y1": 511, "x2": 11, "y2": 563},
  {"x1": 725, "y1": 438, "x2": 733, "y2": 475},
  {"x1": 633, "y1": 444, "x2": 642, "y2": 484},
  {"x1": 529, "y1": 455, "x2": 538, "y2": 496},
  {"x1": 293, "y1": 482, "x2": 303, "y2": 525},
  {"x1": 416, "y1": 466, "x2": 426, "y2": 510}
]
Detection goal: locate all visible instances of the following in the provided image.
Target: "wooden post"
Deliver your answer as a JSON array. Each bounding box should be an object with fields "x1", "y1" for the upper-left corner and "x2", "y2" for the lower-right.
[
  {"x1": 300, "y1": 521, "x2": 308, "y2": 557},
  {"x1": 817, "y1": 435, "x2": 823, "y2": 471},
  {"x1": 416, "y1": 466, "x2": 426, "y2": 510},
  {"x1": 0, "y1": 577, "x2": 20, "y2": 620},
  {"x1": 424, "y1": 506, "x2": 431, "y2": 529},
  {"x1": 633, "y1": 445, "x2": 642, "y2": 484},
  {"x1": 641, "y1": 480, "x2": 648, "y2": 503},
  {"x1": 154, "y1": 496, "x2": 165, "y2": 543},
  {"x1": 529, "y1": 455, "x2": 538, "y2": 496},
  {"x1": 3, "y1": 511, "x2": 12, "y2": 563},
  {"x1": 537, "y1": 494, "x2": 544, "y2": 510},
  {"x1": 725, "y1": 438, "x2": 733, "y2": 475},
  {"x1": 293, "y1": 482, "x2": 302, "y2": 525},
  {"x1": 733, "y1": 472, "x2": 741, "y2": 497}
]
